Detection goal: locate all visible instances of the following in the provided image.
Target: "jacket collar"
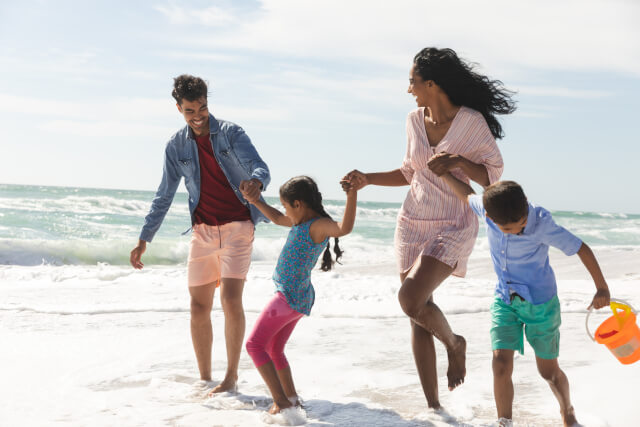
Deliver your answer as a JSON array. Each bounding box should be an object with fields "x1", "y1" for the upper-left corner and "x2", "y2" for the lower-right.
[{"x1": 186, "y1": 113, "x2": 220, "y2": 139}]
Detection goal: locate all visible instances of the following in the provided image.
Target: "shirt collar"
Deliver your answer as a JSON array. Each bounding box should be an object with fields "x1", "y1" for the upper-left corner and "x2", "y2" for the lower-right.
[
  {"x1": 519, "y1": 202, "x2": 537, "y2": 235},
  {"x1": 187, "y1": 113, "x2": 220, "y2": 139}
]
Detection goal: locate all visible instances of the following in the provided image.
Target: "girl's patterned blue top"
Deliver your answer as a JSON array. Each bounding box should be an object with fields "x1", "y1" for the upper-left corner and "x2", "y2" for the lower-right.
[{"x1": 272, "y1": 218, "x2": 328, "y2": 315}]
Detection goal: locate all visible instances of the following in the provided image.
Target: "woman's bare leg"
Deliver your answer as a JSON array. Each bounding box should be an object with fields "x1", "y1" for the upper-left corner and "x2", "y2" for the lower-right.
[
  {"x1": 398, "y1": 256, "x2": 467, "y2": 403},
  {"x1": 411, "y1": 318, "x2": 440, "y2": 408}
]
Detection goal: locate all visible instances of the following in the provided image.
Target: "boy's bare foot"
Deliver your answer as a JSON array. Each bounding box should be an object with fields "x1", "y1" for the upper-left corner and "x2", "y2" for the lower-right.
[
  {"x1": 207, "y1": 378, "x2": 238, "y2": 395},
  {"x1": 447, "y1": 335, "x2": 466, "y2": 391}
]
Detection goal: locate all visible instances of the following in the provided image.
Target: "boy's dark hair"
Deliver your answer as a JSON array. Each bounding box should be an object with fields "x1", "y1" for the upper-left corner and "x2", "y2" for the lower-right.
[
  {"x1": 279, "y1": 176, "x2": 342, "y2": 271},
  {"x1": 483, "y1": 181, "x2": 528, "y2": 225},
  {"x1": 172, "y1": 74, "x2": 208, "y2": 105}
]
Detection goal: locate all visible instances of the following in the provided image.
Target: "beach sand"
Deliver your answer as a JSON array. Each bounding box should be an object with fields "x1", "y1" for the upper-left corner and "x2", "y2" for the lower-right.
[{"x1": 1, "y1": 248, "x2": 639, "y2": 426}]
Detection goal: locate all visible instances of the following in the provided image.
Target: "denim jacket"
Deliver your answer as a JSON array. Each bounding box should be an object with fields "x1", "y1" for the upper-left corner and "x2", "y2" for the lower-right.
[{"x1": 139, "y1": 114, "x2": 270, "y2": 242}]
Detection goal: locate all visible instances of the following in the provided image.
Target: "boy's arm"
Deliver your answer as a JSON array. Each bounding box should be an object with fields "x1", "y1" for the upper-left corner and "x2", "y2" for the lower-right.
[
  {"x1": 428, "y1": 153, "x2": 491, "y2": 187},
  {"x1": 577, "y1": 243, "x2": 611, "y2": 309},
  {"x1": 440, "y1": 172, "x2": 475, "y2": 203}
]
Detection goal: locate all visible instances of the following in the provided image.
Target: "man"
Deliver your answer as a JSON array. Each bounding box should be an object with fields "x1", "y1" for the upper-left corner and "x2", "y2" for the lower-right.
[{"x1": 130, "y1": 74, "x2": 270, "y2": 393}]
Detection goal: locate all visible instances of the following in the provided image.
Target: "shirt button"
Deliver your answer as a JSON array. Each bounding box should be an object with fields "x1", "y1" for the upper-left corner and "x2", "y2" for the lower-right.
[
  {"x1": 502, "y1": 267, "x2": 506, "y2": 271},
  {"x1": 501, "y1": 250, "x2": 505, "y2": 254}
]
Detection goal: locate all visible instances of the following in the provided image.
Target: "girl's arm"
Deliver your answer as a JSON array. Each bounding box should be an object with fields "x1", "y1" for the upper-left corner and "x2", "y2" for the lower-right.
[
  {"x1": 251, "y1": 200, "x2": 293, "y2": 227},
  {"x1": 310, "y1": 190, "x2": 357, "y2": 242},
  {"x1": 440, "y1": 172, "x2": 475, "y2": 203},
  {"x1": 239, "y1": 187, "x2": 293, "y2": 227},
  {"x1": 576, "y1": 243, "x2": 611, "y2": 309}
]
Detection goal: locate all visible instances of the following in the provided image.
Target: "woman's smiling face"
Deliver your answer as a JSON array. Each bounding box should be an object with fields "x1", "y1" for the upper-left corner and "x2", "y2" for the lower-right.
[{"x1": 407, "y1": 64, "x2": 431, "y2": 107}]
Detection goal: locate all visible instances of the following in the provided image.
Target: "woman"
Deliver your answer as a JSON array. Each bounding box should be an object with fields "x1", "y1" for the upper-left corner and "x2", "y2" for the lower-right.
[{"x1": 344, "y1": 47, "x2": 516, "y2": 409}]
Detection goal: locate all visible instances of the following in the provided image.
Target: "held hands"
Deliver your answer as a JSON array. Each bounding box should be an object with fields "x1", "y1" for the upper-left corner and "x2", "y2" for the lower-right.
[
  {"x1": 427, "y1": 152, "x2": 461, "y2": 176},
  {"x1": 588, "y1": 288, "x2": 611, "y2": 310},
  {"x1": 340, "y1": 170, "x2": 368, "y2": 193},
  {"x1": 239, "y1": 179, "x2": 262, "y2": 204}
]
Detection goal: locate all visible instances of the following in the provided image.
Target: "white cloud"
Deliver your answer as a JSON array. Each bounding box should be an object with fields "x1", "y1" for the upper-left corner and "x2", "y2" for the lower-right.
[
  {"x1": 516, "y1": 85, "x2": 613, "y2": 99},
  {"x1": 0, "y1": 93, "x2": 292, "y2": 137},
  {"x1": 153, "y1": 3, "x2": 235, "y2": 26},
  {"x1": 0, "y1": 94, "x2": 174, "y2": 122},
  {"x1": 159, "y1": 51, "x2": 239, "y2": 62},
  {"x1": 38, "y1": 119, "x2": 175, "y2": 138},
  {"x1": 160, "y1": 0, "x2": 640, "y2": 76}
]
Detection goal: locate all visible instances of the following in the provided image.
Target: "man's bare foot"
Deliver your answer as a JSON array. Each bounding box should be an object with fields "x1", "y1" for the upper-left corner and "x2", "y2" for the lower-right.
[
  {"x1": 563, "y1": 406, "x2": 579, "y2": 427},
  {"x1": 207, "y1": 378, "x2": 238, "y2": 396},
  {"x1": 447, "y1": 334, "x2": 466, "y2": 391},
  {"x1": 427, "y1": 401, "x2": 442, "y2": 410}
]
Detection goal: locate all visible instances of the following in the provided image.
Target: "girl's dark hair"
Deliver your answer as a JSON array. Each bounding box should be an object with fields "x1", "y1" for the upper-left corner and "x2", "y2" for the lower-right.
[
  {"x1": 172, "y1": 74, "x2": 208, "y2": 105},
  {"x1": 279, "y1": 176, "x2": 342, "y2": 271},
  {"x1": 413, "y1": 47, "x2": 517, "y2": 139},
  {"x1": 483, "y1": 181, "x2": 528, "y2": 225}
]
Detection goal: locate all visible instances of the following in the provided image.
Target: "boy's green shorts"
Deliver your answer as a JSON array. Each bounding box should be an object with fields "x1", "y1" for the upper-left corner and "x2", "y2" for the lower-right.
[{"x1": 490, "y1": 294, "x2": 561, "y2": 359}]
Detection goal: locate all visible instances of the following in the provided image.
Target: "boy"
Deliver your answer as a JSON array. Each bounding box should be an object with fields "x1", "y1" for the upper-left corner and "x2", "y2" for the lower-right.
[{"x1": 438, "y1": 172, "x2": 610, "y2": 427}]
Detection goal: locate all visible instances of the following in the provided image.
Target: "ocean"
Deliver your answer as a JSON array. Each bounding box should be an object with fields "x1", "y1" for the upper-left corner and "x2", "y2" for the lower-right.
[
  {"x1": 1, "y1": 183, "x2": 639, "y2": 267},
  {"x1": 1, "y1": 183, "x2": 639, "y2": 426}
]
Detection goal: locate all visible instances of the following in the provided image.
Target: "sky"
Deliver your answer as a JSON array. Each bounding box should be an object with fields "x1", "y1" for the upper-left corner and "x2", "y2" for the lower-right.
[{"x1": 1, "y1": 0, "x2": 640, "y2": 213}]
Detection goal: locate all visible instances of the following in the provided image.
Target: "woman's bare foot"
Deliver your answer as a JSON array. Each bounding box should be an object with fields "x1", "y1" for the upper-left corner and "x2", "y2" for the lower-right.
[
  {"x1": 207, "y1": 378, "x2": 238, "y2": 396},
  {"x1": 447, "y1": 335, "x2": 466, "y2": 391}
]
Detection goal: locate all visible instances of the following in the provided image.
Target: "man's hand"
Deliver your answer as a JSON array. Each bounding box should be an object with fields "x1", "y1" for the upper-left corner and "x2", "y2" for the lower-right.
[
  {"x1": 130, "y1": 240, "x2": 147, "y2": 269},
  {"x1": 588, "y1": 288, "x2": 611, "y2": 310},
  {"x1": 427, "y1": 152, "x2": 461, "y2": 176},
  {"x1": 240, "y1": 179, "x2": 262, "y2": 204}
]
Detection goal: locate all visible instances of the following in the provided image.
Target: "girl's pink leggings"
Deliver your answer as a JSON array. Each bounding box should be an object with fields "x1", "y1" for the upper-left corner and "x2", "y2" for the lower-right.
[{"x1": 246, "y1": 292, "x2": 303, "y2": 370}]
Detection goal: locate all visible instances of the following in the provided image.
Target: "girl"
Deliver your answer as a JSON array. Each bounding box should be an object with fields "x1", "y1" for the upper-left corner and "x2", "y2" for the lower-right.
[{"x1": 241, "y1": 175, "x2": 357, "y2": 415}]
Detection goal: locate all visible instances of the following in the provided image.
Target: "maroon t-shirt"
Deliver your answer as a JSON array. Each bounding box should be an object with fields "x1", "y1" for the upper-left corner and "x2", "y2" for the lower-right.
[{"x1": 193, "y1": 133, "x2": 251, "y2": 226}]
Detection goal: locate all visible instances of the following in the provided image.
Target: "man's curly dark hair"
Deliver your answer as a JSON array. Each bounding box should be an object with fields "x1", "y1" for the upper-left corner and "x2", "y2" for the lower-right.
[{"x1": 171, "y1": 74, "x2": 208, "y2": 105}]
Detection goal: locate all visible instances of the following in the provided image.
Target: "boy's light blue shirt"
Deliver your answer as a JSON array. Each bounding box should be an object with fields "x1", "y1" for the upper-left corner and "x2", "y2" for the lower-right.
[
  {"x1": 468, "y1": 195, "x2": 582, "y2": 305},
  {"x1": 140, "y1": 114, "x2": 270, "y2": 243}
]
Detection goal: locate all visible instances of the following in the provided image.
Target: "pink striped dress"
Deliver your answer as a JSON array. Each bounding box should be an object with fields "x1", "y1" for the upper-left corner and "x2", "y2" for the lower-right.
[{"x1": 395, "y1": 106, "x2": 503, "y2": 276}]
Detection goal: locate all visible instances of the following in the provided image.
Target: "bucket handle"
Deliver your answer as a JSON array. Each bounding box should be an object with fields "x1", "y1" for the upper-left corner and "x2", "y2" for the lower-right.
[{"x1": 585, "y1": 298, "x2": 636, "y2": 342}]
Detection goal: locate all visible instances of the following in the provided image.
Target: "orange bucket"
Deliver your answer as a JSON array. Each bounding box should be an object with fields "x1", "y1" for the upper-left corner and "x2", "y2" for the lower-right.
[{"x1": 586, "y1": 300, "x2": 640, "y2": 365}]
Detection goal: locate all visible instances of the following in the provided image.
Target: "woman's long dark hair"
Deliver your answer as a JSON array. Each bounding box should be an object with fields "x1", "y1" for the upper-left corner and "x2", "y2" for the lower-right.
[
  {"x1": 279, "y1": 176, "x2": 342, "y2": 271},
  {"x1": 413, "y1": 47, "x2": 516, "y2": 139}
]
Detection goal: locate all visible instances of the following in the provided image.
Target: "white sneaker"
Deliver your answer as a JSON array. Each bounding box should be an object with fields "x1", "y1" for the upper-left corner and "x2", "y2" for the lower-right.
[{"x1": 497, "y1": 417, "x2": 513, "y2": 427}]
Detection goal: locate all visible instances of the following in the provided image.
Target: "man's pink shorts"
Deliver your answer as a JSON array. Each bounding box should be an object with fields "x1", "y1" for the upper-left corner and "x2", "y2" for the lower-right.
[{"x1": 187, "y1": 221, "x2": 254, "y2": 288}]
